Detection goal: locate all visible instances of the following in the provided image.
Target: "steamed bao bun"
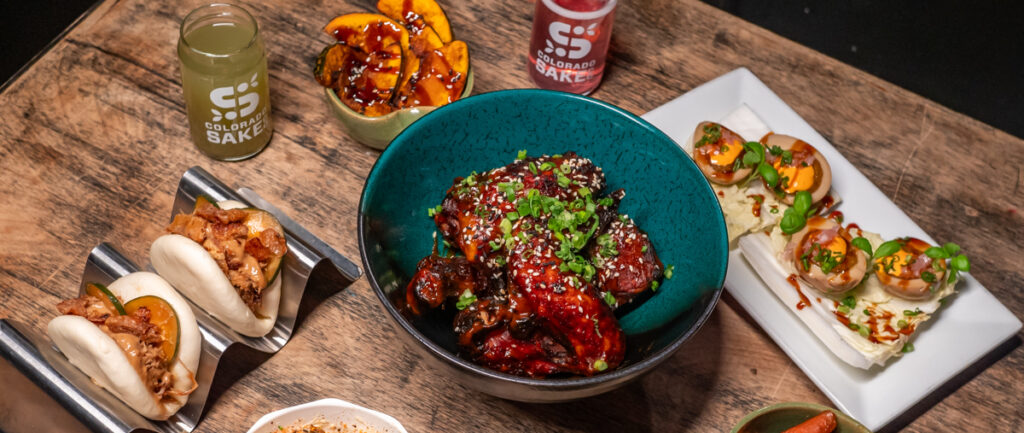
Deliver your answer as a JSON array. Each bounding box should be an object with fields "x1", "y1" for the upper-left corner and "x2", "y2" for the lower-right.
[
  {"x1": 47, "y1": 272, "x2": 201, "y2": 420},
  {"x1": 150, "y1": 200, "x2": 282, "y2": 337}
]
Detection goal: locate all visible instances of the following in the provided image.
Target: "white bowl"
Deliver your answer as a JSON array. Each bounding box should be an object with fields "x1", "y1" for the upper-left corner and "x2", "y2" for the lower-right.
[{"x1": 246, "y1": 398, "x2": 407, "y2": 433}]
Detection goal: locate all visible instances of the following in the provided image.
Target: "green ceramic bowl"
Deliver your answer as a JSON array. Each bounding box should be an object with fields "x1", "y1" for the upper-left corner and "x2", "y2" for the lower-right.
[
  {"x1": 732, "y1": 402, "x2": 872, "y2": 433},
  {"x1": 359, "y1": 89, "x2": 727, "y2": 401},
  {"x1": 324, "y1": 69, "x2": 474, "y2": 150}
]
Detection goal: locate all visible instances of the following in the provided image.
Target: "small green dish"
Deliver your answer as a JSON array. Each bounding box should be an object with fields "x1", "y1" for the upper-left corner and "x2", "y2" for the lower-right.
[
  {"x1": 732, "y1": 402, "x2": 872, "y2": 433},
  {"x1": 323, "y1": 69, "x2": 474, "y2": 150}
]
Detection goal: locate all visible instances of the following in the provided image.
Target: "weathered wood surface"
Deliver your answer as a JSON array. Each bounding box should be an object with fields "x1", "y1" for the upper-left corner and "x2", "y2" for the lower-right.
[{"x1": 1, "y1": 0, "x2": 1021, "y2": 431}]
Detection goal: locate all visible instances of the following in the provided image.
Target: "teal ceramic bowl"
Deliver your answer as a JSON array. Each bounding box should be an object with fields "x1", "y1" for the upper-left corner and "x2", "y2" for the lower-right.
[
  {"x1": 358, "y1": 89, "x2": 728, "y2": 401},
  {"x1": 732, "y1": 402, "x2": 872, "y2": 433}
]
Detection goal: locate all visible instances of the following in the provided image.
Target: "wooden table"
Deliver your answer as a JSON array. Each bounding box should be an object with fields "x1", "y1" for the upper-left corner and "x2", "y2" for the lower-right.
[{"x1": 1, "y1": 0, "x2": 1021, "y2": 431}]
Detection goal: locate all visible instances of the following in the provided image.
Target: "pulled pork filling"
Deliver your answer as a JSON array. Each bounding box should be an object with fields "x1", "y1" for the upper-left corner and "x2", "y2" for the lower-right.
[
  {"x1": 56, "y1": 295, "x2": 176, "y2": 401},
  {"x1": 166, "y1": 202, "x2": 287, "y2": 312}
]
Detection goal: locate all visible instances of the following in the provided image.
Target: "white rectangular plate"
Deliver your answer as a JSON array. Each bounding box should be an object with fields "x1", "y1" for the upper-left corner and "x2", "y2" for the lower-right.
[{"x1": 641, "y1": 67, "x2": 1022, "y2": 431}]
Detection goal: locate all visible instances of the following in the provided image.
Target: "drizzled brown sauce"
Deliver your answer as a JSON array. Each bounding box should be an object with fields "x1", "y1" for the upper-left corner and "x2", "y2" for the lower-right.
[
  {"x1": 748, "y1": 194, "x2": 764, "y2": 217},
  {"x1": 787, "y1": 274, "x2": 812, "y2": 310}
]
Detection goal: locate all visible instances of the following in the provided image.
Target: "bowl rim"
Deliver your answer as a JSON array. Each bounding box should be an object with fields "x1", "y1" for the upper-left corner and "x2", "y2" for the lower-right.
[
  {"x1": 357, "y1": 89, "x2": 727, "y2": 389},
  {"x1": 323, "y1": 67, "x2": 475, "y2": 121},
  {"x1": 245, "y1": 398, "x2": 408, "y2": 433},
  {"x1": 730, "y1": 401, "x2": 872, "y2": 433}
]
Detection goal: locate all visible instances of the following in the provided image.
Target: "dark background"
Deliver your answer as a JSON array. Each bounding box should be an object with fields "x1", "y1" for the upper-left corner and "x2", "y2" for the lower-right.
[{"x1": 1, "y1": 0, "x2": 1021, "y2": 138}]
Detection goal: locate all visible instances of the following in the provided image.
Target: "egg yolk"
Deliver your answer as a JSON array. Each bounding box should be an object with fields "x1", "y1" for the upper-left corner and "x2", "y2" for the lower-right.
[
  {"x1": 710, "y1": 139, "x2": 743, "y2": 167},
  {"x1": 883, "y1": 248, "x2": 914, "y2": 277},
  {"x1": 774, "y1": 161, "x2": 816, "y2": 194},
  {"x1": 825, "y1": 237, "x2": 847, "y2": 259}
]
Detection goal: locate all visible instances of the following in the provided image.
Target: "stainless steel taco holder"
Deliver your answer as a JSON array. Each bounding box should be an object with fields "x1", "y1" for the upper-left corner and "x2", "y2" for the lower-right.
[{"x1": 0, "y1": 166, "x2": 362, "y2": 433}]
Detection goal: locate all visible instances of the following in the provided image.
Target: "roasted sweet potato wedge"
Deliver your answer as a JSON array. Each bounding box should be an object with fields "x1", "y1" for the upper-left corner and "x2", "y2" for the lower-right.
[
  {"x1": 377, "y1": 0, "x2": 453, "y2": 43},
  {"x1": 322, "y1": 14, "x2": 409, "y2": 116},
  {"x1": 313, "y1": 43, "x2": 351, "y2": 87},
  {"x1": 396, "y1": 40, "x2": 469, "y2": 108}
]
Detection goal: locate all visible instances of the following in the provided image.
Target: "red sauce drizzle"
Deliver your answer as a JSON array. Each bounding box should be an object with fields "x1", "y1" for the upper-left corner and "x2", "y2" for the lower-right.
[
  {"x1": 787, "y1": 274, "x2": 811, "y2": 310},
  {"x1": 828, "y1": 210, "x2": 844, "y2": 224},
  {"x1": 748, "y1": 194, "x2": 764, "y2": 217},
  {"x1": 717, "y1": 190, "x2": 725, "y2": 198},
  {"x1": 819, "y1": 194, "x2": 836, "y2": 211}
]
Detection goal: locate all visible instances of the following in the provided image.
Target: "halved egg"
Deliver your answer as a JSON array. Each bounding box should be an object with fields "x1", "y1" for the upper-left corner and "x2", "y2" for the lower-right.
[
  {"x1": 691, "y1": 121, "x2": 753, "y2": 185},
  {"x1": 786, "y1": 216, "x2": 867, "y2": 294},
  {"x1": 760, "y1": 133, "x2": 832, "y2": 205},
  {"x1": 874, "y1": 237, "x2": 945, "y2": 300}
]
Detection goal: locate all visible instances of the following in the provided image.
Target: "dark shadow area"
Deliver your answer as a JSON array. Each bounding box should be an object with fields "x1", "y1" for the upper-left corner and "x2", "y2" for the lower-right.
[
  {"x1": 702, "y1": 0, "x2": 1024, "y2": 139},
  {"x1": 0, "y1": 0, "x2": 100, "y2": 88},
  {"x1": 292, "y1": 259, "x2": 360, "y2": 334},
  {"x1": 202, "y1": 343, "x2": 274, "y2": 418}
]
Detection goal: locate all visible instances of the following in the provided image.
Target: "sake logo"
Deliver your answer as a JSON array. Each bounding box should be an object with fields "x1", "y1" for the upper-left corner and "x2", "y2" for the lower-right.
[
  {"x1": 210, "y1": 73, "x2": 260, "y2": 122},
  {"x1": 544, "y1": 22, "x2": 597, "y2": 60}
]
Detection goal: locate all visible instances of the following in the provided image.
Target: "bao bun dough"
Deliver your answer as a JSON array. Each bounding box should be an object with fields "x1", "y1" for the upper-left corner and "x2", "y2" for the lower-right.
[
  {"x1": 47, "y1": 272, "x2": 201, "y2": 420},
  {"x1": 150, "y1": 200, "x2": 281, "y2": 337}
]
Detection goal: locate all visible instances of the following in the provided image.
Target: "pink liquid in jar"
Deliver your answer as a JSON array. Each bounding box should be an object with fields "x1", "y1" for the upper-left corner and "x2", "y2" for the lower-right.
[{"x1": 528, "y1": 0, "x2": 616, "y2": 95}]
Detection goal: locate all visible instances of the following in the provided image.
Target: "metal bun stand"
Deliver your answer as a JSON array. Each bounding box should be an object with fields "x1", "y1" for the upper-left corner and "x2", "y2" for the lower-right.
[{"x1": 0, "y1": 166, "x2": 361, "y2": 433}]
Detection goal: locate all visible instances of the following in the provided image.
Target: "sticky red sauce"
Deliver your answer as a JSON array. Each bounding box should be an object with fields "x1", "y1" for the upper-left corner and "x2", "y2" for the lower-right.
[
  {"x1": 748, "y1": 194, "x2": 764, "y2": 217},
  {"x1": 846, "y1": 223, "x2": 862, "y2": 237},
  {"x1": 717, "y1": 190, "x2": 725, "y2": 197},
  {"x1": 828, "y1": 210, "x2": 844, "y2": 224},
  {"x1": 787, "y1": 274, "x2": 811, "y2": 310},
  {"x1": 834, "y1": 311, "x2": 851, "y2": 327},
  {"x1": 819, "y1": 194, "x2": 836, "y2": 210}
]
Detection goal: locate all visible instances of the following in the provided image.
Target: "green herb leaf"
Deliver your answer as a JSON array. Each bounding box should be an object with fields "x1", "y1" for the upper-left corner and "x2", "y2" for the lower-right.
[
  {"x1": 593, "y1": 359, "x2": 608, "y2": 371},
  {"x1": 847, "y1": 323, "x2": 860, "y2": 331},
  {"x1": 427, "y1": 204, "x2": 442, "y2": 217},
  {"x1": 741, "y1": 141, "x2": 765, "y2": 167},
  {"x1": 499, "y1": 218, "x2": 512, "y2": 236},
  {"x1": 779, "y1": 208, "x2": 806, "y2": 235},
  {"x1": 901, "y1": 342, "x2": 915, "y2": 353},
  {"x1": 792, "y1": 191, "x2": 813, "y2": 216},
  {"x1": 758, "y1": 163, "x2": 780, "y2": 188},
  {"x1": 456, "y1": 289, "x2": 477, "y2": 310},
  {"x1": 925, "y1": 247, "x2": 949, "y2": 259},
  {"x1": 951, "y1": 254, "x2": 970, "y2": 272},
  {"x1": 863, "y1": 309, "x2": 871, "y2": 316},
  {"x1": 837, "y1": 305, "x2": 851, "y2": 314},
  {"x1": 528, "y1": 162, "x2": 538, "y2": 175},
  {"x1": 851, "y1": 237, "x2": 873, "y2": 256},
  {"x1": 942, "y1": 242, "x2": 960, "y2": 255},
  {"x1": 651, "y1": 280, "x2": 659, "y2": 291},
  {"x1": 903, "y1": 308, "x2": 922, "y2": 317},
  {"x1": 947, "y1": 268, "x2": 959, "y2": 283},
  {"x1": 641, "y1": 245, "x2": 648, "y2": 253},
  {"x1": 897, "y1": 319, "x2": 908, "y2": 329},
  {"x1": 539, "y1": 161, "x2": 556, "y2": 171},
  {"x1": 517, "y1": 149, "x2": 528, "y2": 160},
  {"x1": 873, "y1": 240, "x2": 901, "y2": 259},
  {"x1": 664, "y1": 264, "x2": 675, "y2": 279},
  {"x1": 858, "y1": 326, "x2": 870, "y2": 338}
]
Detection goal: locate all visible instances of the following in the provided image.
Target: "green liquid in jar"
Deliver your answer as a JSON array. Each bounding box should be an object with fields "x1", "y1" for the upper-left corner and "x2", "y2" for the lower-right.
[{"x1": 178, "y1": 5, "x2": 272, "y2": 161}]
